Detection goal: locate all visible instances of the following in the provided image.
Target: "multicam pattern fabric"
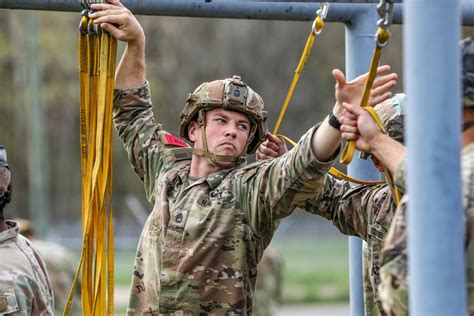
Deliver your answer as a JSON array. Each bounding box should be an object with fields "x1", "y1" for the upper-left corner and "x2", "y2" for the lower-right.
[
  {"x1": 113, "y1": 82, "x2": 334, "y2": 315},
  {"x1": 462, "y1": 37, "x2": 474, "y2": 107},
  {"x1": 379, "y1": 143, "x2": 474, "y2": 315},
  {"x1": 302, "y1": 175, "x2": 397, "y2": 316},
  {"x1": 0, "y1": 220, "x2": 54, "y2": 315},
  {"x1": 33, "y1": 240, "x2": 80, "y2": 315}
]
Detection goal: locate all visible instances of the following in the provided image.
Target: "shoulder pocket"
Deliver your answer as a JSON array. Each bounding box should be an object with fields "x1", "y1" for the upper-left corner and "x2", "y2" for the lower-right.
[{"x1": 0, "y1": 289, "x2": 19, "y2": 315}]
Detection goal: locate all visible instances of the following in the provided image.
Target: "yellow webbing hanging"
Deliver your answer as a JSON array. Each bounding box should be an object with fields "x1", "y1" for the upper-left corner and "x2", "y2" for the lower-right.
[
  {"x1": 273, "y1": 2, "x2": 328, "y2": 136},
  {"x1": 340, "y1": 0, "x2": 394, "y2": 165},
  {"x1": 272, "y1": 3, "x2": 384, "y2": 186},
  {"x1": 65, "y1": 6, "x2": 117, "y2": 315},
  {"x1": 339, "y1": 26, "x2": 390, "y2": 165},
  {"x1": 338, "y1": 0, "x2": 401, "y2": 203}
]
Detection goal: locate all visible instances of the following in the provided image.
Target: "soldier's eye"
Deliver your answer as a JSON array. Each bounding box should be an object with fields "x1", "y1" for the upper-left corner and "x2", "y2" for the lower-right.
[{"x1": 238, "y1": 123, "x2": 249, "y2": 131}]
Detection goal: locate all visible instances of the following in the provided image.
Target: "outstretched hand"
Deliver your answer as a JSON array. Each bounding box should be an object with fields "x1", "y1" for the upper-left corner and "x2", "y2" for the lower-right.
[
  {"x1": 339, "y1": 102, "x2": 384, "y2": 153},
  {"x1": 256, "y1": 133, "x2": 288, "y2": 161},
  {"x1": 90, "y1": 0, "x2": 145, "y2": 44},
  {"x1": 333, "y1": 65, "x2": 397, "y2": 114}
]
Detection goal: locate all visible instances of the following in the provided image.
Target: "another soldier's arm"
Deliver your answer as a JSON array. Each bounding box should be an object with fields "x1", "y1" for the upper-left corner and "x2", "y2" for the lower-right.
[
  {"x1": 302, "y1": 176, "x2": 393, "y2": 239},
  {"x1": 311, "y1": 66, "x2": 397, "y2": 161}
]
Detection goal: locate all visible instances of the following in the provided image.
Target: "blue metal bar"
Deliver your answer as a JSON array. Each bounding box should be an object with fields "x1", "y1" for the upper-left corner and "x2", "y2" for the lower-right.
[
  {"x1": 405, "y1": 1, "x2": 466, "y2": 315},
  {"x1": 345, "y1": 5, "x2": 379, "y2": 315},
  {"x1": 2, "y1": 1, "x2": 474, "y2": 24}
]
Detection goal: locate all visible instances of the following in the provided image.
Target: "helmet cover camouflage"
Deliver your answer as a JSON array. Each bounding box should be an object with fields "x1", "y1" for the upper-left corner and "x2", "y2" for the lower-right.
[
  {"x1": 461, "y1": 36, "x2": 474, "y2": 108},
  {"x1": 179, "y1": 75, "x2": 268, "y2": 154},
  {"x1": 374, "y1": 93, "x2": 406, "y2": 143}
]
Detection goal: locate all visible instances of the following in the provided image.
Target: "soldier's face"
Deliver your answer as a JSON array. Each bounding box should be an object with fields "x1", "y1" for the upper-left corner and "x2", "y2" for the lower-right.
[{"x1": 190, "y1": 108, "x2": 251, "y2": 158}]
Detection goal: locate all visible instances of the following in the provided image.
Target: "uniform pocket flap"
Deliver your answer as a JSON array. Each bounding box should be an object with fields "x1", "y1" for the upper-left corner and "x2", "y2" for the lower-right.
[{"x1": 0, "y1": 289, "x2": 19, "y2": 315}]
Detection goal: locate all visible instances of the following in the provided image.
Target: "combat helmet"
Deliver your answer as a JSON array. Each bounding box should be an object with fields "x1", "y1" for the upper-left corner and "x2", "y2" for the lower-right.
[{"x1": 180, "y1": 75, "x2": 268, "y2": 166}]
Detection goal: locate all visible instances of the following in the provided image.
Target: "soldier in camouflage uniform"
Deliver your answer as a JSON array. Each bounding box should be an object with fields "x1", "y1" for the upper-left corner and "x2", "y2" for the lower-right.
[
  {"x1": 88, "y1": 0, "x2": 396, "y2": 314},
  {"x1": 253, "y1": 246, "x2": 282, "y2": 316},
  {"x1": 17, "y1": 219, "x2": 81, "y2": 315},
  {"x1": 340, "y1": 36, "x2": 474, "y2": 315},
  {"x1": 258, "y1": 94, "x2": 405, "y2": 316},
  {"x1": 0, "y1": 145, "x2": 54, "y2": 315}
]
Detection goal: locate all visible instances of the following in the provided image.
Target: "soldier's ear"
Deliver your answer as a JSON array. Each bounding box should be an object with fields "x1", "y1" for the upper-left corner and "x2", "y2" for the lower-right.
[{"x1": 188, "y1": 121, "x2": 199, "y2": 143}]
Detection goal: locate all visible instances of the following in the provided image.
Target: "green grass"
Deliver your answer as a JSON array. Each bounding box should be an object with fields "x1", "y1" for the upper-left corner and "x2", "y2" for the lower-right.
[{"x1": 279, "y1": 238, "x2": 349, "y2": 304}]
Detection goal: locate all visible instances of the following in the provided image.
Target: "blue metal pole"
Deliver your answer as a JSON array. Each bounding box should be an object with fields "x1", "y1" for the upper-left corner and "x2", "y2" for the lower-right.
[
  {"x1": 2, "y1": 1, "x2": 474, "y2": 25},
  {"x1": 345, "y1": 5, "x2": 379, "y2": 316},
  {"x1": 405, "y1": 1, "x2": 466, "y2": 315}
]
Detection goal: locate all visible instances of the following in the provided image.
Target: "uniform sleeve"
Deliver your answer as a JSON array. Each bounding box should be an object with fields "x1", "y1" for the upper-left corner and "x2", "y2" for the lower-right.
[
  {"x1": 238, "y1": 125, "x2": 339, "y2": 238},
  {"x1": 394, "y1": 157, "x2": 407, "y2": 195},
  {"x1": 302, "y1": 176, "x2": 393, "y2": 240},
  {"x1": 113, "y1": 82, "x2": 169, "y2": 203},
  {"x1": 378, "y1": 196, "x2": 409, "y2": 315}
]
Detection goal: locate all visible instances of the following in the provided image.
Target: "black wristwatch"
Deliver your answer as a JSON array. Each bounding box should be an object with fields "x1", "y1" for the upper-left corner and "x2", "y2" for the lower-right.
[{"x1": 328, "y1": 112, "x2": 341, "y2": 130}]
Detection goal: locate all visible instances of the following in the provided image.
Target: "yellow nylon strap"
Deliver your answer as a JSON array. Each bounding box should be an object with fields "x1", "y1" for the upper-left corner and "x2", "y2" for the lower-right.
[
  {"x1": 340, "y1": 27, "x2": 390, "y2": 165},
  {"x1": 65, "y1": 13, "x2": 117, "y2": 316},
  {"x1": 277, "y1": 134, "x2": 384, "y2": 185},
  {"x1": 273, "y1": 14, "x2": 324, "y2": 135}
]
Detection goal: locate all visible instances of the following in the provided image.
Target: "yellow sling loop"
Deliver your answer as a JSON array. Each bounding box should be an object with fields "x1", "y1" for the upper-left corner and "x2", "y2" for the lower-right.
[
  {"x1": 65, "y1": 5, "x2": 117, "y2": 315},
  {"x1": 273, "y1": 2, "x2": 328, "y2": 136},
  {"x1": 272, "y1": 3, "x2": 383, "y2": 186},
  {"x1": 340, "y1": 0, "x2": 393, "y2": 165},
  {"x1": 339, "y1": 26, "x2": 390, "y2": 164},
  {"x1": 338, "y1": 0, "x2": 401, "y2": 204}
]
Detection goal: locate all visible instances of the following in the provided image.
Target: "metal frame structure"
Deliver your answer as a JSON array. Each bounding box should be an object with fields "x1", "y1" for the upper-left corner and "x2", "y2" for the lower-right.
[{"x1": 0, "y1": 1, "x2": 470, "y2": 315}]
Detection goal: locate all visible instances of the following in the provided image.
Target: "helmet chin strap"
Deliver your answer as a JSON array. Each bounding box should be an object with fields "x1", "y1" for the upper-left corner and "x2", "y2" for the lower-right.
[{"x1": 192, "y1": 110, "x2": 255, "y2": 168}]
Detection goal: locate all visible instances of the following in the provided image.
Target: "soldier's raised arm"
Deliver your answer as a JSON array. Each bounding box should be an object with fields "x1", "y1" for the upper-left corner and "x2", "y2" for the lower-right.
[
  {"x1": 257, "y1": 66, "x2": 398, "y2": 162},
  {"x1": 90, "y1": 0, "x2": 146, "y2": 89}
]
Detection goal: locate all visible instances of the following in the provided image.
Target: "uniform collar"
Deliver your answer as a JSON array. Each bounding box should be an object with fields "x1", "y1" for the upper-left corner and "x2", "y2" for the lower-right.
[
  {"x1": 178, "y1": 168, "x2": 233, "y2": 191},
  {"x1": 463, "y1": 142, "x2": 474, "y2": 155},
  {"x1": 0, "y1": 220, "x2": 19, "y2": 243},
  {"x1": 205, "y1": 169, "x2": 233, "y2": 190}
]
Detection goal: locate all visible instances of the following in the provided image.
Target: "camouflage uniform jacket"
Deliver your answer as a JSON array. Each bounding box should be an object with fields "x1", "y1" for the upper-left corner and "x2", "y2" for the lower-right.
[
  {"x1": 33, "y1": 240, "x2": 80, "y2": 315},
  {"x1": 379, "y1": 143, "x2": 474, "y2": 315},
  {"x1": 0, "y1": 220, "x2": 54, "y2": 315},
  {"x1": 113, "y1": 82, "x2": 335, "y2": 315},
  {"x1": 302, "y1": 175, "x2": 397, "y2": 316}
]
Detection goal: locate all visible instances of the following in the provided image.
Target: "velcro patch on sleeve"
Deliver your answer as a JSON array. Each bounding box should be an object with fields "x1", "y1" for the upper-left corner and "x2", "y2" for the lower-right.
[{"x1": 161, "y1": 133, "x2": 190, "y2": 148}]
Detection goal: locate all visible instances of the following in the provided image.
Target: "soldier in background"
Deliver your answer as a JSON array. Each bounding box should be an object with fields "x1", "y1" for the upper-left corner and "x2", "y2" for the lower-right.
[
  {"x1": 17, "y1": 218, "x2": 81, "y2": 315},
  {"x1": 338, "y1": 36, "x2": 474, "y2": 315},
  {"x1": 257, "y1": 92, "x2": 405, "y2": 315},
  {"x1": 0, "y1": 145, "x2": 54, "y2": 315},
  {"x1": 254, "y1": 246, "x2": 283, "y2": 316}
]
